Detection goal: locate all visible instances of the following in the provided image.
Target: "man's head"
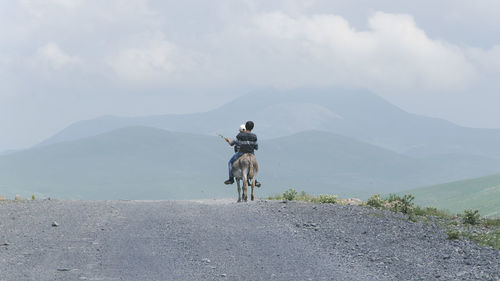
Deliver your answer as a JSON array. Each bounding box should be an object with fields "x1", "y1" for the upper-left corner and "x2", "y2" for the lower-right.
[
  {"x1": 239, "y1": 124, "x2": 246, "y2": 132},
  {"x1": 245, "y1": 121, "x2": 254, "y2": 131}
]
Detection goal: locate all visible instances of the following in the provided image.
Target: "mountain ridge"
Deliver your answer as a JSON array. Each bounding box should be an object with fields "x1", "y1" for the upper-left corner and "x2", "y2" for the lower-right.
[
  {"x1": 3, "y1": 126, "x2": 500, "y2": 200},
  {"x1": 37, "y1": 88, "x2": 500, "y2": 158}
]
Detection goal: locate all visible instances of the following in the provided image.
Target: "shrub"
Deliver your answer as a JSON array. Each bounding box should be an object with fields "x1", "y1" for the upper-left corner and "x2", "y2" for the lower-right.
[
  {"x1": 283, "y1": 188, "x2": 298, "y2": 201},
  {"x1": 319, "y1": 195, "x2": 337, "y2": 204},
  {"x1": 382, "y1": 194, "x2": 415, "y2": 214},
  {"x1": 462, "y1": 209, "x2": 480, "y2": 225},
  {"x1": 366, "y1": 194, "x2": 383, "y2": 208},
  {"x1": 446, "y1": 229, "x2": 460, "y2": 240},
  {"x1": 386, "y1": 193, "x2": 399, "y2": 203},
  {"x1": 398, "y1": 194, "x2": 415, "y2": 214}
]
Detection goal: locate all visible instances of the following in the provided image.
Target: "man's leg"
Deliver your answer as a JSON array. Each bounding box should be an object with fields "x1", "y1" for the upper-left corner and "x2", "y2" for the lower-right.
[{"x1": 225, "y1": 152, "x2": 243, "y2": 184}]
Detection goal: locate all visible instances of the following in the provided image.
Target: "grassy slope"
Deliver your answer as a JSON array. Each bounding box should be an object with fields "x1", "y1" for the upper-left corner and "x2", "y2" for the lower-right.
[{"x1": 406, "y1": 173, "x2": 500, "y2": 218}]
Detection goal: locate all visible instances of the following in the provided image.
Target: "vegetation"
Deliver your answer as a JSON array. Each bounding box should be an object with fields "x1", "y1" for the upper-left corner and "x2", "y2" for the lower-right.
[
  {"x1": 366, "y1": 194, "x2": 383, "y2": 208},
  {"x1": 270, "y1": 190, "x2": 500, "y2": 250},
  {"x1": 405, "y1": 173, "x2": 500, "y2": 219},
  {"x1": 283, "y1": 188, "x2": 298, "y2": 201},
  {"x1": 445, "y1": 229, "x2": 460, "y2": 240},
  {"x1": 318, "y1": 194, "x2": 337, "y2": 204},
  {"x1": 267, "y1": 190, "x2": 337, "y2": 204},
  {"x1": 461, "y1": 230, "x2": 500, "y2": 250},
  {"x1": 367, "y1": 193, "x2": 415, "y2": 214},
  {"x1": 462, "y1": 209, "x2": 480, "y2": 225}
]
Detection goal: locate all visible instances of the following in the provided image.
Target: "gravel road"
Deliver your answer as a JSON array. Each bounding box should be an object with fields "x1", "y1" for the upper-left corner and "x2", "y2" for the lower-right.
[{"x1": 0, "y1": 199, "x2": 499, "y2": 280}]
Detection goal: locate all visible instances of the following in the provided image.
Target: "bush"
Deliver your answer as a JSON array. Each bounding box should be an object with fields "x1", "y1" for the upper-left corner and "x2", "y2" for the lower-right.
[
  {"x1": 366, "y1": 194, "x2": 383, "y2": 208},
  {"x1": 381, "y1": 194, "x2": 415, "y2": 214},
  {"x1": 319, "y1": 195, "x2": 337, "y2": 204},
  {"x1": 386, "y1": 193, "x2": 400, "y2": 203},
  {"x1": 446, "y1": 229, "x2": 460, "y2": 240},
  {"x1": 462, "y1": 209, "x2": 480, "y2": 225},
  {"x1": 398, "y1": 194, "x2": 415, "y2": 214},
  {"x1": 283, "y1": 188, "x2": 298, "y2": 201}
]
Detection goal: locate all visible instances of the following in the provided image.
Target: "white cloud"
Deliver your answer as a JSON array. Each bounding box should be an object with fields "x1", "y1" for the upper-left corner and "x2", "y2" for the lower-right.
[
  {"x1": 109, "y1": 37, "x2": 207, "y2": 84},
  {"x1": 251, "y1": 11, "x2": 478, "y2": 92},
  {"x1": 21, "y1": 0, "x2": 83, "y2": 18},
  {"x1": 36, "y1": 42, "x2": 81, "y2": 70}
]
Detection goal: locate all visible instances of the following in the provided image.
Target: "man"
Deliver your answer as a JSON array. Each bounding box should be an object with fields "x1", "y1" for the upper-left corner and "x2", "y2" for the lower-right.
[{"x1": 224, "y1": 121, "x2": 261, "y2": 187}]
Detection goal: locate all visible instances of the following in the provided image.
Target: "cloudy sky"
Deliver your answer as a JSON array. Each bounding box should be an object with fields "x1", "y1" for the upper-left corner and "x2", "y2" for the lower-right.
[{"x1": 1, "y1": 0, "x2": 500, "y2": 150}]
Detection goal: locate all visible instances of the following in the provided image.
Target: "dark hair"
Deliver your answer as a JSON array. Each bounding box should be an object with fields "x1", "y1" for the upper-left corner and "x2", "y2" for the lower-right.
[{"x1": 245, "y1": 121, "x2": 254, "y2": 131}]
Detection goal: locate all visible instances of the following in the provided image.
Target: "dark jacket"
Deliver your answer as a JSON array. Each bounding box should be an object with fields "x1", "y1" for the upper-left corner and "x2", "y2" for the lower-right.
[
  {"x1": 229, "y1": 139, "x2": 240, "y2": 153},
  {"x1": 236, "y1": 132, "x2": 258, "y2": 154}
]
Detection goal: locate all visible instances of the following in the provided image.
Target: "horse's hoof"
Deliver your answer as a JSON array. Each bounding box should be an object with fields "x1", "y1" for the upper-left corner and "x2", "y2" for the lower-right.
[
  {"x1": 251, "y1": 195, "x2": 254, "y2": 201},
  {"x1": 237, "y1": 199, "x2": 241, "y2": 203}
]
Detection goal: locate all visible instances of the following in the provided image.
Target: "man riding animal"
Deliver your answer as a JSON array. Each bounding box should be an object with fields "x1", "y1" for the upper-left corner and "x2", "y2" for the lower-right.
[{"x1": 224, "y1": 121, "x2": 261, "y2": 187}]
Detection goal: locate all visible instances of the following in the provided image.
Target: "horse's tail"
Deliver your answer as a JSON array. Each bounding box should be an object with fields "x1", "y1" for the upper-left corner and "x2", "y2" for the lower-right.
[{"x1": 249, "y1": 154, "x2": 254, "y2": 179}]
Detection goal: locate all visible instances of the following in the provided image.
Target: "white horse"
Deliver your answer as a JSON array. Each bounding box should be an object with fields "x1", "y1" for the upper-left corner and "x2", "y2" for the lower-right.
[{"x1": 232, "y1": 153, "x2": 259, "y2": 202}]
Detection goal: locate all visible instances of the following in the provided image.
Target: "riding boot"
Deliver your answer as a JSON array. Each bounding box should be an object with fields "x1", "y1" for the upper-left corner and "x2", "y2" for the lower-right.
[{"x1": 248, "y1": 179, "x2": 261, "y2": 187}]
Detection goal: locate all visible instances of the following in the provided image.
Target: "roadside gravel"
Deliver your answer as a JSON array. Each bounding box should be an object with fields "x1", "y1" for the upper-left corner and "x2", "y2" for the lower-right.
[{"x1": 0, "y1": 199, "x2": 499, "y2": 280}]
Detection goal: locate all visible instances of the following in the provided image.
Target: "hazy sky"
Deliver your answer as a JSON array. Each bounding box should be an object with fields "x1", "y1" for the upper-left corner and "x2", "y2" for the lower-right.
[{"x1": 1, "y1": 0, "x2": 500, "y2": 150}]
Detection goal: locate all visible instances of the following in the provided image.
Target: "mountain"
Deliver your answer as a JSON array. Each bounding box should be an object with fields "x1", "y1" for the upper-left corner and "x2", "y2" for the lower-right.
[
  {"x1": 38, "y1": 88, "x2": 500, "y2": 158},
  {"x1": 405, "y1": 173, "x2": 500, "y2": 218},
  {"x1": 2, "y1": 127, "x2": 500, "y2": 200}
]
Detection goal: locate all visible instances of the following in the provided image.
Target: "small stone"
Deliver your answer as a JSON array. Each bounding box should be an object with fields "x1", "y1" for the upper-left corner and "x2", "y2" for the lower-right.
[
  {"x1": 220, "y1": 274, "x2": 227, "y2": 277},
  {"x1": 0, "y1": 242, "x2": 9, "y2": 246},
  {"x1": 201, "y1": 258, "x2": 211, "y2": 263},
  {"x1": 57, "y1": 268, "x2": 71, "y2": 272},
  {"x1": 52, "y1": 221, "x2": 59, "y2": 227}
]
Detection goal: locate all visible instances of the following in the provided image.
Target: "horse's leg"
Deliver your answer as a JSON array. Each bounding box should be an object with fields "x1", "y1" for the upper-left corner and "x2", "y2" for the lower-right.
[
  {"x1": 251, "y1": 178, "x2": 255, "y2": 201},
  {"x1": 236, "y1": 179, "x2": 242, "y2": 203},
  {"x1": 242, "y1": 174, "x2": 248, "y2": 202}
]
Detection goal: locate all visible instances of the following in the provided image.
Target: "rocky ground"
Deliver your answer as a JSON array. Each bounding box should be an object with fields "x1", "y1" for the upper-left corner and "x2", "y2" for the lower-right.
[{"x1": 0, "y1": 199, "x2": 499, "y2": 280}]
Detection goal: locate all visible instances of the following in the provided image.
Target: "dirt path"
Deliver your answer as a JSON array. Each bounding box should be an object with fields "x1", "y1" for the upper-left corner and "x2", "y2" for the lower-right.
[{"x1": 0, "y1": 199, "x2": 499, "y2": 280}]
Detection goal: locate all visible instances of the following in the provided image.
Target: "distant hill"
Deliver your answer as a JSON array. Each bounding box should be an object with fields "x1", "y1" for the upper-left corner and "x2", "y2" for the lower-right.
[
  {"x1": 2, "y1": 127, "x2": 500, "y2": 200},
  {"x1": 38, "y1": 88, "x2": 500, "y2": 158},
  {"x1": 406, "y1": 173, "x2": 500, "y2": 218}
]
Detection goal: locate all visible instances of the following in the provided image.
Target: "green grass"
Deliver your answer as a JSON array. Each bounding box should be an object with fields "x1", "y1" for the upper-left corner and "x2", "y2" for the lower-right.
[
  {"x1": 267, "y1": 189, "x2": 337, "y2": 204},
  {"x1": 404, "y1": 173, "x2": 500, "y2": 219}
]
